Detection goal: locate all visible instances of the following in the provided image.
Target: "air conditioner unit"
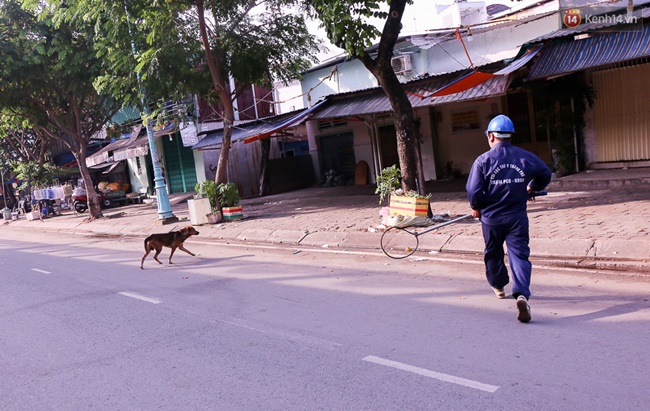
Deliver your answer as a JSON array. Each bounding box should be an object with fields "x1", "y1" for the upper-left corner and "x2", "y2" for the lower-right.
[{"x1": 391, "y1": 55, "x2": 413, "y2": 75}]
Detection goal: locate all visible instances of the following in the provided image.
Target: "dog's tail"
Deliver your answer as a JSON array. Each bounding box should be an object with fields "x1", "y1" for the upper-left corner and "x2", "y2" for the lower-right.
[{"x1": 143, "y1": 235, "x2": 153, "y2": 250}]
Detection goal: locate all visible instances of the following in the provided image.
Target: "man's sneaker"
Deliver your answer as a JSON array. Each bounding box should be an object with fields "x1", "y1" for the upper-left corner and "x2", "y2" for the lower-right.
[
  {"x1": 516, "y1": 295, "x2": 531, "y2": 323},
  {"x1": 492, "y1": 287, "x2": 506, "y2": 299}
]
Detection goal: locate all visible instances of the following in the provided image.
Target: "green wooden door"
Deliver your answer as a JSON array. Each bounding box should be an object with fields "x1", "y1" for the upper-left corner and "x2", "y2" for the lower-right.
[{"x1": 162, "y1": 132, "x2": 198, "y2": 194}]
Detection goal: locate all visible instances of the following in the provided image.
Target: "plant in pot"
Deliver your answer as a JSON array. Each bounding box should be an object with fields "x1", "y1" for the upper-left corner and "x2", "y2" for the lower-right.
[
  {"x1": 376, "y1": 165, "x2": 430, "y2": 217},
  {"x1": 194, "y1": 180, "x2": 221, "y2": 223},
  {"x1": 217, "y1": 182, "x2": 243, "y2": 220},
  {"x1": 375, "y1": 164, "x2": 402, "y2": 205}
]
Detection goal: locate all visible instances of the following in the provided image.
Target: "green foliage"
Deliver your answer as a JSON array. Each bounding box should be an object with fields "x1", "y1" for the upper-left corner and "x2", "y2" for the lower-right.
[
  {"x1": 306, "y1": 0, "x2": 390, "y2": 57},
  {"x1": 0, "y1": 0, "x2": 121, "y2": 148},
  {"x1": 402, "y1": 190, "x2": 431, "y2": 200},
  {"x1": 217, "y1": 182, "x2": 240, "y2": 208},
  {"x1": 13, "y1": 161, "x2": 60, "y2": 191},
  {"x1": 54, "y1": 0, "x2": 319, "y2": 105},
  {"x1": 195, "y1": 180, "x2": 219, "y2": 212},
  {"x1": 306, "y1": 1, "x2": 422, "y2": 193},
  {"x1": 375, "y1": 164, "x2": 401, "y2": 204},
  {"x1": 195, "y1": 180, "x2": 241, "y2": 210}
]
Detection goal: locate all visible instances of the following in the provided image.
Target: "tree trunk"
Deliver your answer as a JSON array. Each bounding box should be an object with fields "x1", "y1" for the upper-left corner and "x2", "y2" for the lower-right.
[
  {"x1": 74, "y1": 143, "x2": 104, "y2": 220},
  {"x1": 383, "y1": 77, "x2": 424, "y2": 194},
  {"x1": 356, "y1": 0, "x2": 426, "y2": 196},
  {"x1": 259, "y1": 137, "x2": 270, "y2": 196},
  {"x1": 196, "y1": 0, "x2": 235, "y2": 186},
  {"x1": 214, "y1": 95, "x2": 234, "y2": 185}
]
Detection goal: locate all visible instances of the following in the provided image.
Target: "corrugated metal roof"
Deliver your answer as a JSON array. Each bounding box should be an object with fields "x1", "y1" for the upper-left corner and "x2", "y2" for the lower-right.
[
  {"x1": 310, "y1": 74, "x2": 509, "y2": 120},
  {"x1": 86, "y1": 133, "x2": 139, "y2": 167},
  {"x1": 310, "y1": 66, "x2": 514, "y2": 120},
  {"x1": 192, "y1": 102, "x2": 325, "y2": 150},
  {"x1": 528, "y1": 24, "x2": 650, "y2": 80},
  {"x1": 85, "y1": 123, "x2": 178, "y2": 166},
  {"x1": 111, "y1": 106, "x2": 141, "y2": 125},
  {"x1": 308, "y1": 44, "x2": 546, "y2": 120},
  {"x1": 494, "y1": 44, "x2": 542, "y2": 74},
  {"x1": 531, "y1": 7, "x2": 650, "y2": 42}
]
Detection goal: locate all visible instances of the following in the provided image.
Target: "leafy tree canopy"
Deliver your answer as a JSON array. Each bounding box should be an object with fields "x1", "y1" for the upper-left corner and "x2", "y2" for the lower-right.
[{"x1": 305, "y1": 0, "x2": 424, "y2": 194}]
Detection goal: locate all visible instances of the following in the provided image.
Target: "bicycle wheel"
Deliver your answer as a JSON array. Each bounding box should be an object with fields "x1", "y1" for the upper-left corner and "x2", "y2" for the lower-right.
[{"x1": 380, "y1": 226, "x2": 419, "y2": 259}]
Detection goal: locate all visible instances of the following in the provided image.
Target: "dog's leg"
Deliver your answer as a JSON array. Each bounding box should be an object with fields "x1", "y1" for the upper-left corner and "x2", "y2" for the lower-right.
[
  {"x1": 153, "y1": 246, "x2": 163, "y2": 265},
  {"x1": 141, "y1": 244, "x2": 152, "y2": 269},
  {"x1": 178, "y1": 244, "x2": 196, "y2": 257},
  {"x1": 168, "y1": 246, "x2": 177, "y2": 264}
]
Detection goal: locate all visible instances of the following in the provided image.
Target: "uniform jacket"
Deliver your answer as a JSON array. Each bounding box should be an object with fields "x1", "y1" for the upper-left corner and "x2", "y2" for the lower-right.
[{"x1": 466, "y1": 141, "x2": 552, "y2": 225}]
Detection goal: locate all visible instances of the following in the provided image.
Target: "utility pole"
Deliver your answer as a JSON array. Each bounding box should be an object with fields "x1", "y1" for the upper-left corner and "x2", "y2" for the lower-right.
[{"x1": 124, "y1": 1, "x2": 177, "y2": 224}]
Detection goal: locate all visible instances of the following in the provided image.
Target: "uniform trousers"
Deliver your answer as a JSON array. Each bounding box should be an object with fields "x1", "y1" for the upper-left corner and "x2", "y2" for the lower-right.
[{"x1": 481, "y1": 217, "x2": 532, "y2": 300}]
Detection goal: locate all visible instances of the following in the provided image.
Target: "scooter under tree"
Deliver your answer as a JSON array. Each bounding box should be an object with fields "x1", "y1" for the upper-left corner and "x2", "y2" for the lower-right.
[{"x1": 72, "y1": 187, "x2": 112, "y2": 213}]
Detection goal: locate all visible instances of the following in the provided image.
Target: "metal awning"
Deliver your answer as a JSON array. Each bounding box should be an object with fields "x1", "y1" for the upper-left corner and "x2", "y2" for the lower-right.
[
  {"x1": 86, "y1": 137, "x2": 134, "y2": 167},
  {"x1": 530, "y1": 7, "x2": 650, "y2": 43},
  {"x1": 113, "y1": 134, "x2": 150, "y2": 161},
  {"x1": 192, "y1": 102, "x2": 326, "y2": 149},
  {"x1": 309, "y1": 46, "x2": 543, "y2": 120},
  {"x1": 311, "y1": 72, "x2": 509, "y2": 120},
  {"x1": 152, "y1": 123, "x2": 178, "y2": 137},
  {"x1": 528, "y1": 24, "x2": 650, "y2": 80},
  {"x1": 311, "y1": 75, "x2": 510, "y2": 120},
  {"x1": 86, "y1": 123, "x2": 178, "y2": 166},
  {"x1": 86, "y1": 125, "x2": 143, "y2": 167}
]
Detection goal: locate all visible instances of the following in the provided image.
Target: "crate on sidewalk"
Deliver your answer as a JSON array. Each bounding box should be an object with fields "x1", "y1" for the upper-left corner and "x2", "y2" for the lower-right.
[
  {"x1": 389, "y1": 195, "x2": 429, "y2": 217},
  {"x1": 222, "y1": 206, "x2": 243, "y2": 220},
  {"x1": 26, "y1": 210, "x2": 41, "y2": 221}
]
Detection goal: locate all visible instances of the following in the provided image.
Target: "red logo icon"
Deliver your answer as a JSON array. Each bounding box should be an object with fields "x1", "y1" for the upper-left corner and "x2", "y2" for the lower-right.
[{"x1": 563, "y1": 9, "x2": 582, "y2": 28}]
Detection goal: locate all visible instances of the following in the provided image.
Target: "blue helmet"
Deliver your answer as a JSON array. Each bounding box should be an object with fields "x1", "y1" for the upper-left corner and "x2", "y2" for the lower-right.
[{"x1": 486, "y1": 115, "x2": 515, "y2": 136}]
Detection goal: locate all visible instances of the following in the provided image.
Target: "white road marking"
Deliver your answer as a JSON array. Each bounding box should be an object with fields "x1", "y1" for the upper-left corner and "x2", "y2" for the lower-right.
[
  {"x1": 363, "y1": 355, "x2": 499, "y2": 393},
  {"x1": 208, "y1": 313, "x2": 343, "y2": 351},
  {"x1": 31, "y1": 268, "x2": 51, "y2": 274},
  {"x1": 118, "y1": 292, "x2": 162, "y2": 305}
]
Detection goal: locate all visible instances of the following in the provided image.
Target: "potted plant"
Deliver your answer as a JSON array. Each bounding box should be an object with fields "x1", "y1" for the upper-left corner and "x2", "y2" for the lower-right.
[
  {"x1": 193, "y1": 180, "x2": 221, "y2": 224},
  {"x1": 217, "y1": 182, "x2": 243, "y2": 220},
  {"x1": 389, "y1": 190, "x2": 431, "y2": 217},
  {"x1": 375, "y1": 164, "x2": 402, "y2": 205},
  {"x1": 376, "y1": 165, "x2": 431, "y2": 217}
]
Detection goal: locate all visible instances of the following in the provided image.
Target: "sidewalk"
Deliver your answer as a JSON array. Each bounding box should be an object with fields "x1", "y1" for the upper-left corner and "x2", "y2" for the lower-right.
[{"x1": 2, "y1": 168, "x2": 649, "y2": 270}]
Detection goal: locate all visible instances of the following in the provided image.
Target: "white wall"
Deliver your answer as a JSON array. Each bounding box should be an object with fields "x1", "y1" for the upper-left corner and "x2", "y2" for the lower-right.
[
  {"x1": 126, "y1": 156, "x2": 149, "y2": 195},
  {"x1": 425, "y1": 14, "x2": 559, "y2": 75},
  {"x1": 301, "y1": 59, "x2": 379, "y2": 107},
  {"x1": 434, "y1": 98, "x2": 503, "y2": 175},
  {"x1": 350, "y1": 121, "x2": 374, "y2": 182},
  {"x1": 413, "y1": 107, "x2": 438, "y2": 181},
  {"x1": 273, "y1": 79, "x2": 305, "y2": 114},
  {"x1": 193, "y1": 149, "x2": 207, "y2": 184}
]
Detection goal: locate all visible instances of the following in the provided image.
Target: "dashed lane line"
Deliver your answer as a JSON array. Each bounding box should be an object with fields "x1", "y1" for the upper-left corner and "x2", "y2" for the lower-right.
[
  {"x1": 31, "y1": 268, "x2": 51, "y2": 274},
  {"x1": 363, "y1": 355, "x2": 499, "y2": 393},
  {"x1": 118, "y1": 291, "x2": 162, "y2": 304}
]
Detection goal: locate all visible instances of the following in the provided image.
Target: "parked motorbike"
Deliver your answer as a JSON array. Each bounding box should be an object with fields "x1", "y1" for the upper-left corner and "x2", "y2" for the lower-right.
[{"x1": 72, "y1": 187, "x2": 112, "y2": 213}]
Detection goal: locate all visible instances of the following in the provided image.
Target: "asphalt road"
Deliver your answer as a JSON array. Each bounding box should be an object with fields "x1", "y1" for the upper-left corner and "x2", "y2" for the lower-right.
[{"x1": 1, "y1": 231, "x2": 649, "y2": 410}]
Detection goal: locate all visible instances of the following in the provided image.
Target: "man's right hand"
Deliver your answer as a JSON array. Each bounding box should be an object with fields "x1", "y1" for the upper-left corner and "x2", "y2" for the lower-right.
[{"x1": 472, "y1": 209, "x2": 481, "y2": 218}]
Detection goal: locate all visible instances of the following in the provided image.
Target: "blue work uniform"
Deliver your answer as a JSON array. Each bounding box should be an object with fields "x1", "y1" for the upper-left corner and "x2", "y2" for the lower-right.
[{"x1": 466, "y1": 141, "x2": 552, "y2": 299}]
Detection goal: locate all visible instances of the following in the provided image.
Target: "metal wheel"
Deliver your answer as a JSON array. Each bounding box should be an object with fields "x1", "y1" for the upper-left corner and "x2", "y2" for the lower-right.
[
  {"x1": 380, "y1": 226, "x2": 419, "y2": 259},
  {"x1": 74, "y1": 201, "x2": 87, "y2": 213}
]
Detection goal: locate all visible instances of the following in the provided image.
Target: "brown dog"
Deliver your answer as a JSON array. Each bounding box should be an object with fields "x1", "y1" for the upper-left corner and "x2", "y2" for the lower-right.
[{"x1": 140, "y1": 226, "x2": 200, "y2": 269}]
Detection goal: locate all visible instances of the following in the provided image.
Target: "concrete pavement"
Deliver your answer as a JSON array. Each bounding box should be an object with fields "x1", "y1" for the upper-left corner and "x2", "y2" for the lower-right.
[{"x1": 2, "y1": 168, "x2": 649, "y2": 271}]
